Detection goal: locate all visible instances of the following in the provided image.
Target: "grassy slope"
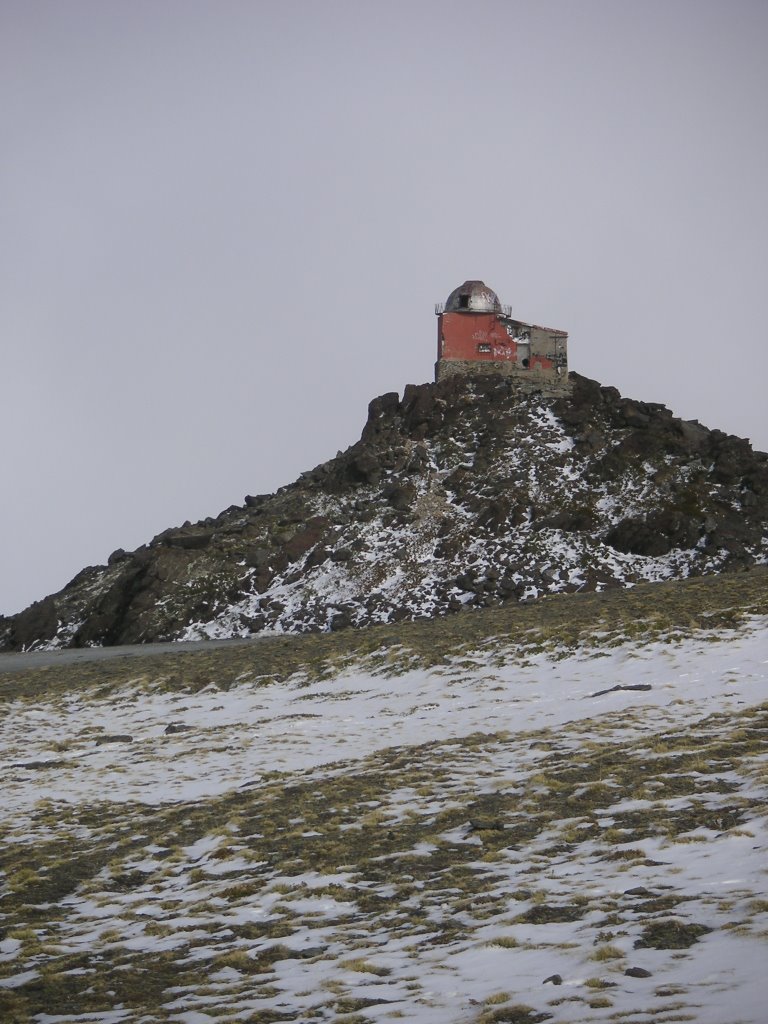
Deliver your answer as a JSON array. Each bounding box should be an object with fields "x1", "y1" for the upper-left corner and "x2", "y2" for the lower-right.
[
  {"x1": 4, "y1": 568, "x2": 767, "y2": 701},
  {"x1": 1, "y1": 569, "x2": 767, "y2": 1024}
]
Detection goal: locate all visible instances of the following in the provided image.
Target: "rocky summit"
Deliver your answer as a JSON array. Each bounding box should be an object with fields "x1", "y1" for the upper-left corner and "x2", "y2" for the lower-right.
[{"x1": 3, "y1": 372, "x2": 768, "y2": 650}]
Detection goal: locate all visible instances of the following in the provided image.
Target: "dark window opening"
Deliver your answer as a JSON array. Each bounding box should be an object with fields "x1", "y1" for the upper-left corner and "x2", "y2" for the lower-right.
[
  {"x1": 458, "y1": 294, "x2": 470, "y2": 309},
  {"x1": 522, "y1": 357, "x2": 529, "y2": 368},
  {"x1": 477, "y1": 343, "x2": 491, "y2": 353}
]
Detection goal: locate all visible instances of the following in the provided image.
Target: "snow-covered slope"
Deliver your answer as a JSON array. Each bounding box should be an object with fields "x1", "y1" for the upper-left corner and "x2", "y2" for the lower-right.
[
  {"x1": 4, "y1": 373, "x2": 767, "y2": 651},
  {"x1": 1, "y1": 576, "x2": 767, "y2": 1023}
]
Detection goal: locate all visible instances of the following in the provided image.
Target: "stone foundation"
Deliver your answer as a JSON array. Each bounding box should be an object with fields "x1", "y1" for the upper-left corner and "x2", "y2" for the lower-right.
[{"x1": 435, "y1": 359, "x2": 572, "y2": 396}]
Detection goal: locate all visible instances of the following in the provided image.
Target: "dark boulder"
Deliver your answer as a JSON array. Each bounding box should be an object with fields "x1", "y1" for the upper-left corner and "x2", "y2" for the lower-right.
[
  {"x1": 616, "y1": 399, "x2": 652, "y2": 429},
  {"x1": 165, "y1": 531, "x2": 213, "y2": 550},
  {"x1": 329, "y1": 605, "x2": 356, "y2": 631},
  {"x1": 605, "y1": 508, "x2": 701, "y2": 556},
  {"x1": 383, "y1": 481, "x2": 417, "y2": 510},
  {"x1": 534, "y1": 507, "x2": 596, "y2": 533},
  {"x1": 283, "y1": 517, "x2": 330, "y2": 562},
  {"x1": 244, "y1": 493, "x2": 270, "y2": 509},
  {"x1": 8, "y1": 596, "x2": 59, "y2": 650},
  {"x1": 347, "y1": 450, "x2": 383, "y2": 485},
  {"x1": 361, "y1": 391, "x2": 401, "y2": 442},
  {"x1": 401, "y1": 382, "x2": 438, "y2": 427}
]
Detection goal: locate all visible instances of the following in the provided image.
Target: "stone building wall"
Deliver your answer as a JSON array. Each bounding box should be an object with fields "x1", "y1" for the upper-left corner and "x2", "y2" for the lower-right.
[{"x1": 434, "y1": 358, "x2": 572, "y2": 395}]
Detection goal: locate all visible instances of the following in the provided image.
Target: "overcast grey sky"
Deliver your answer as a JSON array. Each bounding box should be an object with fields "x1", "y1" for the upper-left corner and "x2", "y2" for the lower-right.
[{"x1": 2, "y1": 0, "x2": 767, "y2": 617}]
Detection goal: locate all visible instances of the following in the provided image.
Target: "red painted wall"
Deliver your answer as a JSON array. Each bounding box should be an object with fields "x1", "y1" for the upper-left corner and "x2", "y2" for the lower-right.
[
  {"x1": 437, "y1": 312, "x2": 555, "y2": 371},
  {"x1": 438, "y1": 312, "x2": 517, "y2": 363}
]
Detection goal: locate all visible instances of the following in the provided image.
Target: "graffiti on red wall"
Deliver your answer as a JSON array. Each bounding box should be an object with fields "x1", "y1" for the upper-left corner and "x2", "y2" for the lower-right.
[{"x1": 438, "y1": 311, "x2": 554, "y2": 367}]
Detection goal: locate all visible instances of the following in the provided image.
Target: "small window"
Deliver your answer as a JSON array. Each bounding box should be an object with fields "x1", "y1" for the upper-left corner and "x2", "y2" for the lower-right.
[
  {"x1": 458, "y1": 294, "x2": 470, "y2": 309},
  {"x1": 477, "y1": 343, "x2": 491, "y2": 353},
  {"x1": 522, "y1": 357, "x2": 529, "y2": 368}
]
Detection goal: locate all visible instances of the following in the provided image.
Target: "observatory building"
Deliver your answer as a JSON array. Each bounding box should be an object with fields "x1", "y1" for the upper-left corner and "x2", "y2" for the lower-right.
[{"x1": 435, "y1": 280, "x2": 568, "y2": 392}]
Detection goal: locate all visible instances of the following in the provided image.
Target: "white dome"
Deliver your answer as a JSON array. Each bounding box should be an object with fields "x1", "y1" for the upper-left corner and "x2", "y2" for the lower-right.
[{"x1": 444, "y1": 280, "x2": 501, "y2": 313}]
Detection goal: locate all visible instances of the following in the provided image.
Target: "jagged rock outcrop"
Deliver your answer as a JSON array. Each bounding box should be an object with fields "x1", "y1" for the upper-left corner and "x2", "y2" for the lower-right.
[{"x1": 2, "y1": 372, "x2": 767, "y2": 650}]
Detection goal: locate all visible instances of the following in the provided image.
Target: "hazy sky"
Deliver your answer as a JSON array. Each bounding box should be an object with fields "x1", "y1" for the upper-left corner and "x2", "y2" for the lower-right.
[{"x1": 2, "y1": 0, "x2": 767, "y2": 617}]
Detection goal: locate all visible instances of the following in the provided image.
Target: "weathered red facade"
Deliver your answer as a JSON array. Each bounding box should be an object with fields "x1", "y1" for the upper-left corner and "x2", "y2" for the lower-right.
[
  {"x1": 435, "y1": 280, "x2": 568, "y2": 391},
  {"x1": 438, "y1": 311, "x2": 556, "y2": 369}
]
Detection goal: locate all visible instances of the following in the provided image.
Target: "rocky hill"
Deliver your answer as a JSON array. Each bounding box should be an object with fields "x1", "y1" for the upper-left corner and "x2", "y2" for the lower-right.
[{"x1": 3, "y1": 372, "x2": 767, "y2": 650}]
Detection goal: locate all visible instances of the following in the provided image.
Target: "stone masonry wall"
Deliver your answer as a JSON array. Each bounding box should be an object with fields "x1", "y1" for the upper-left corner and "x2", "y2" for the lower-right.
[{"x1": 434, "y1": 359, "x2": 572, "y2": 396}]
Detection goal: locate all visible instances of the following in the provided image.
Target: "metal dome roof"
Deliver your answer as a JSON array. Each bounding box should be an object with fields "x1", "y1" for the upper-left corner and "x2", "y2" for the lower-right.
[{"x1": 444, "y1": 280, "x2": 502, "y2": 314}]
